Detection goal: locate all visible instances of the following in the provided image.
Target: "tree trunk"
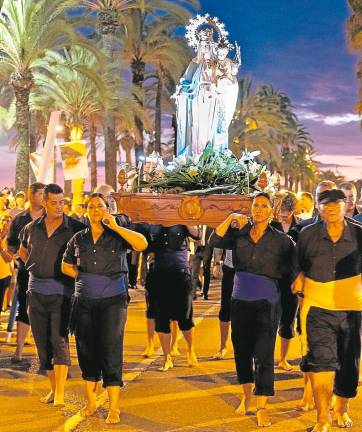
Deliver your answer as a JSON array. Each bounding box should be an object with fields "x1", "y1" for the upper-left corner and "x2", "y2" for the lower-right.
[
  {"x1": 102, "y1": 32, "x2": 117, "y2": 190},
  {"x1": 288, "y1": 177, "x2": 294, "y2": 190},
  {"x1": 29, "y1": 111, "x2": 37, "y2": 184},
  {"x1": 283, "y1": 170, "x2": 289, "y2": 188},
  {"x1": 131, "y1": 58, "x2": 145, "y2": 162},
  {"x1": 11, "y1": 70, "x2": 33, "y2": 192},
  {"x1": 89, "y1": 121, "x2": 97, "y2": 190},
  {"x1": 154, "y1": 73, "x2": 162, "y2": 154}
]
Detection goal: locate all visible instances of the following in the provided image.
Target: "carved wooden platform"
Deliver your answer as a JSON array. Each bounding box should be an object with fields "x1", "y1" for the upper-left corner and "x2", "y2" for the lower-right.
[{"x1": 113, "y1": 192, "x2": 251, "y2": 227}]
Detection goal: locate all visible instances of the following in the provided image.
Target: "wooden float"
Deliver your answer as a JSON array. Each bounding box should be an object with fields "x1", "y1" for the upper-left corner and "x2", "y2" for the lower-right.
[{"x1": 113, "y1": 192, "x2": 252, "y2": 227}]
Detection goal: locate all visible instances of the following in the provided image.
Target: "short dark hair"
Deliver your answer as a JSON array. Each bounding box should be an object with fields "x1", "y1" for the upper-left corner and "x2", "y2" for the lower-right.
[
  {"x1": 281, "y1": 192, "x2": 297, "y2": 212},
  {"x1": 338, "y1": 182, "x2": 357, "y2": 194},
  {"x1": 29, "y1": 182, "x2": 45, "y2": 195},
  {"x1": 253, "y1": 192, "x2": 272, "y2": 204},
  {"x1": 44, "y1": 183, "x2": 63, "y2": 200},
  {"x1": 15, "y1": 191, "x2": 26, "y2": 198},
  {"x1": 88, "y1": 192, "x2": 109, "y2": 208}
]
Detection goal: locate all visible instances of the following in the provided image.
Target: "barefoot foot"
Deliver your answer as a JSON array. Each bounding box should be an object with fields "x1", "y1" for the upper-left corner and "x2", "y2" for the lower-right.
[
  {"x1": 278, "y1": 360, "x2": 293, "y2": 371},
  {"x1": 235, "y1": 394, "x2": 252, "y2": 416},
  {"x1": 296, "y1": 398, "x2": 315, "y2": 412},
  {"x1": 105, "y1": 408, "x2": 120, "y2": 424},
  {"x1": 312, "y1": 422, "x2": 332, "y2": 432},
  {"x1": 40, "y1": 391, "x2": 54, "y2": 404},
  {"x1": 187, "y1": 350, "x2": 198, "y2": 367},
  {"x1": 142, "y1": 345, "x2": 154, "y2": 358},
  {"x1": 213, "y1": 347, "x2": 228, "y2": 360},
  {"x1": 335, "y1": 412, "x2": 353, "y2": 428},
  {"x1": 170, "y1": 346, "x2": 180, "y2": 356},
  {"x1": 53, "y1": 393, "x2": 65, "y2": 407},
  {"x1": 158, "y1": 355, "x2": 173, "y2": 372},
  {"x1": 256, "y1": 409, "x2": 271, "y2": 427},
  {"x1": 80, "y1": 403, "x2": 97, "y2": 417}
]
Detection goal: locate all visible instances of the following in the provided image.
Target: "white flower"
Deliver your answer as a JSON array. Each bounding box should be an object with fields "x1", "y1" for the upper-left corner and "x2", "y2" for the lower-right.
[
  {"x1": 223, "y1": 149, "x2": 233, "y2": 158},
  {"x1": 174, "y1": 154, "x2": 186, "y2": 166},
  {"x1": 239, "y1": 150, "x2": 261, "y2": 163},
  {"x1": 166, "y1": 162, "x2": 176, "y2": 171}
]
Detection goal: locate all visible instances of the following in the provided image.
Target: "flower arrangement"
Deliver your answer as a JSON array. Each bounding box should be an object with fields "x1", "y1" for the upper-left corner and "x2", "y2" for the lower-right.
[{"x1": 140, "y1": 145, "x2": 276, "y2": 196}]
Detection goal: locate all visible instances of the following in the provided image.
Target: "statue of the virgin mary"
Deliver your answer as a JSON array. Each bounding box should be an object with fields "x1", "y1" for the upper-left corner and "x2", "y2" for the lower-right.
[{"x1": 174, "y1": 15, "x2": 241, "y2": 156}]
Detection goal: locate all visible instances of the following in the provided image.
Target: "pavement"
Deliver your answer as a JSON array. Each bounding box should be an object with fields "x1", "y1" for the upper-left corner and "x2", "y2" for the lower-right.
[{"x1": 0, "y1": 282, "x2": 361, "y2": 432}]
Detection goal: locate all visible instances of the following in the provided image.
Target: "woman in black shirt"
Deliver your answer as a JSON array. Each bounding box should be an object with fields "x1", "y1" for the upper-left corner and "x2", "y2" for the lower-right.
[
  {"x1": 271, "y1": 192, "x2": 299, "y2": 371},
  {"x1": 142, "y1": 224, "x2": 200, "y2": 372},
  {"x1": 62, "y1": 193, "x2": 147, "y2": 425},
  {"x1": 209, "y1": 193, "x2": 295, "y2": 427}
]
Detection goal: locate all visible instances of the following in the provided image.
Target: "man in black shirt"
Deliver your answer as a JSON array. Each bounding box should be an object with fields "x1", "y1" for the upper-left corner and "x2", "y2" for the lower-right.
[
  {"x1": 6, "y1": 182, "x2": 45, "y2": 362},
  {"x1": 293, "y1": 189, "x2": 362, "y2": 432},
  {"x1": 19, "y1": 184, "x2": 84, "y2": 407}
]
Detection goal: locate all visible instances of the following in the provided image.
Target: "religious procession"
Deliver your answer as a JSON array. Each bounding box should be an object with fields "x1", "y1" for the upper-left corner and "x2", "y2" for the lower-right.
[{"x1": 0, "y1": 1, "x2": 362, "y2": 432}]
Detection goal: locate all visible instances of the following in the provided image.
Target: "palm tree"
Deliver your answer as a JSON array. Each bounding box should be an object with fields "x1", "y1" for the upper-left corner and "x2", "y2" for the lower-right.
[
  {"x1": 149, "y1": 31, "x2": 190, "y2": 153},
  {"x1": 0, "y1": 0, "x2": 95, "y2": 191},
  {"x1": 81, "y1": 0, "x2": 141, "y2": 189},
  {"x1": 119, "y1": 1, "x2": 198, "y2": 158},
  {"x1": 32, "y1": 46, "x2": 146, "y2": 189},
  {"x1": 282, "y1": 144, "x2": 317, "y2": 192},
  {"x1": 31, "y1": 47, "x2": 106, "y2": 191},
  {"x1": 318, "y1": 169, "x2": 345, "y2": 184},
  {"x1": 346, "y1": 0, "x2": 362, "y2": 115},
  {"x1": 230, "y1": 78, "x2": 299, "y2": 162}
]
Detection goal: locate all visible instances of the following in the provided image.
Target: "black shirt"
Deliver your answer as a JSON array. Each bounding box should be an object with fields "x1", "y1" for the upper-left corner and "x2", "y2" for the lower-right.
[
  {"x1": 7, "y1": 209, "x2": 43, "y2": 270},
  {"x1": 271, "y1": 216, "x2": 298, "y2": 242},
  {"x1": 139, "y1": 224, "x2": 200, "y2": 271},
  {"x1": 20, "y1": 214, "x2": 85, "y2": 281},
  {"x1": 296, "y1": 220, "x2": 362, "y2": 283},
  {"x1": 63, "y1": 226, "x2": 130, "y2": 277},
  {"x1": 209, "y1": 224, "x2": 296, "y2": 282}
]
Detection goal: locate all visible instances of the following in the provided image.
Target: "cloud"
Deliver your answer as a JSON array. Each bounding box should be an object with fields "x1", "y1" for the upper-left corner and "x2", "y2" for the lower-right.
[
  {"x1": 317, "y1": 154, "x2": 362, "y2": 180},
  {"x1": 296, "y1": 109, "x2": 361, "y2": 126}
]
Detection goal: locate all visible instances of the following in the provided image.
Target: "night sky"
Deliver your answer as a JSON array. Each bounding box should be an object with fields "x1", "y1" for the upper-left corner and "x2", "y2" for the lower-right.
[
  {"x1": 0, "y1": 0, "x2": 361, "y2": 185},
  {"x1": 200, "y1": 0, "x2": 361, "y2": 177}
]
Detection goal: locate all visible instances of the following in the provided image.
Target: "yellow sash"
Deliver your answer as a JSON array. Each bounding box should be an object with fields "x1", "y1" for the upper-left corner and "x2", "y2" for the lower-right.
[
  {"x1": 300, "y1": 275, "x2": 362, "y2": 356},
  {"x1": 303, "y1": 275, "x2": 362, "y2": 311}
]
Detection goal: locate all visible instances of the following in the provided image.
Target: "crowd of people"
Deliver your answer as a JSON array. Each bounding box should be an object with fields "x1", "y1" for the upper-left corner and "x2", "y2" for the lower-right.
[{"x1": 0, "y1": 180, "x2": 361, "y2": 431}]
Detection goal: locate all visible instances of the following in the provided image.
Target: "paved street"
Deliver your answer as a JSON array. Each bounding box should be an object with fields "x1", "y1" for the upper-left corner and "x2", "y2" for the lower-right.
[{"x1": 0, "y1": 282, "x2": 361, "y2": 432}]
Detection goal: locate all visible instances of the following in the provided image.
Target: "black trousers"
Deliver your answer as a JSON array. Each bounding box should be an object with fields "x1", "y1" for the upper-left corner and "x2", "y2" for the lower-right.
[
  {"x1": 27, "y1": 292, "x2": 71, "y2": 370},
  {"x1": 278, "y1": 281, "x2": 298, "y2": 339},
  {"x1": 301, "y1": 307, "x2": 361, "y2": 398},
  {"x1": 0, "y1": 275, "x2": 11, "y2": 312},
  {"x1": 127, "y1": 252, "x2": 138, "y2": 286},
  {"x1": 150, "y1": 269, "x2": 194, "y2": 334},
  {"x1": 191, "y1": 246, "x2": 212, "y2": 296},
  {"x1": 73, "y1": 294, "x2": 128, "y2": 387},
  {"x1": 16, "y1": 269, "x2": 29, "y2": 324},
  {"x1": 231, "y1": 298, "x2": 280, "y2": 396},
  {"x1": 219, "y1": 265, "x2": 234, "y2": 322}
]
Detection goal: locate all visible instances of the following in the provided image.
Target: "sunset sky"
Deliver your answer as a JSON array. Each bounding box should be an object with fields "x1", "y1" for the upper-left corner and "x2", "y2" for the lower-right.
[{"x1": 0, "y1": 0, "x2": 361, "y2": 187}]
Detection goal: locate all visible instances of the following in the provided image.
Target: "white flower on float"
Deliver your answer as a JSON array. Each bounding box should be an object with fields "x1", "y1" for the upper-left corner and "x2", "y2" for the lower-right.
[
  {"x1": 223, "y1": 149, "x2": 233, "y2": 158},
  {"x1": 146, "y1": 151, "x2": 164, "y2": 166},
  {"x1": 174, "y1": 154, "x2": 187, "y2": 166}
]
